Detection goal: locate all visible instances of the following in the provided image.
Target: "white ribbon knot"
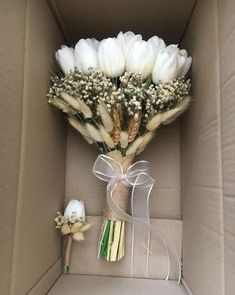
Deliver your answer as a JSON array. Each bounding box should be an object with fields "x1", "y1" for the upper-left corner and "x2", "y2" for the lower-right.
[{"x1": 93, "y1": 154, "x2": 181, "y2": 283}]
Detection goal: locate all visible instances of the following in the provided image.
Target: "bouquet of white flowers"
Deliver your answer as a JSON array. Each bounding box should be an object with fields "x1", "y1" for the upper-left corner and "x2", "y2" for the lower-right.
[{"x1": 48, "y1": 31, "x2": 192, "y2": 263}]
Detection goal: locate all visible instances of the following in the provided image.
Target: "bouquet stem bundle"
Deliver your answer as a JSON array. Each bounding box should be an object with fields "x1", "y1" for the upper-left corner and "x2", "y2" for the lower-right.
[{"x1": 98, "y1": 151, "x2": 134, "y2": 261}]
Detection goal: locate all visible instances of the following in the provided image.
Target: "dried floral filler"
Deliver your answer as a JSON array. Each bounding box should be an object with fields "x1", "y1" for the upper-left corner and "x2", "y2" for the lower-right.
[{"x1": 48, "y1": 31, "x2": 192, "y2": 262}]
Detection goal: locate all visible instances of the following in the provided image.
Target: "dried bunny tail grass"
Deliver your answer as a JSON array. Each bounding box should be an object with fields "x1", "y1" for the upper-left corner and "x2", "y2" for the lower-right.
[
  {"x1": 76, "y1": 97, "x2": 93, "y2": 118},
  {"x1": 146, "y1": 113, "x2": 162, "y2": 131},
  {"x1": 136, "y1": 132, "x2": 155, "y2": 155},
  {"x1": 68, "y1": 116, "x2": 93, "y2": 144},
  {"x1": 120, "y1": 131, "x2": 129, "y2": 149},
  {"x1": 128, "y1": 112, "x2": 141, "y2": 142},
  {"x1": 50, "y1": 98, "x2": 76, "y2": 114},
  {"x1": 99, "y1": 125, "x2": 115, "y2": 149},
  {"x1": 140, "y1": 131, "x2": 155, "y2": 148},
  {"x1": 86, "y1": 123, "x2": 103, "y2": 142},
  {"x1": 111, "y1": 106, "x2": 121, "y2": 145},
  {"x1": 162, "y1": 96, "x2": 191, "y2": 125},
  {"x1": 61, "y1": 92, "x2": 80, "y2": 111},
  {"x1": 97, "y1": 103, "x2": 113, "y2": 132},
  {"x1": 126, "y1": 136, "x2": 143, "y2": 155}
]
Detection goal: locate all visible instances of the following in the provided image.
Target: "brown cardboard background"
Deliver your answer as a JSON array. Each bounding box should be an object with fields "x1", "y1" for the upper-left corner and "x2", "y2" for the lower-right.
[
  {"x1": 218, "y1": 0, "x2": 235, "y2": 294},
  {"x1": 181, "y1": 0, "x2": 224, "y2": 294},
  {"x1": 0, "y1": 1, "x2": 26, "y2": 294},
  {"x1": 0, "y1": 0, "x2": 66, "y2": 294},
  {"x1": 9, "y1": 1, "x2": 66, "y2": 294},
  {"x1": 69, "y1": 216, "x2": 182, "y2": 279},
  {"x1": 49, "y1": 0, "x2": 196, "y2": 44},
  {"x1": 1, "y1": 0, "x2": 235, "y2": 293}
]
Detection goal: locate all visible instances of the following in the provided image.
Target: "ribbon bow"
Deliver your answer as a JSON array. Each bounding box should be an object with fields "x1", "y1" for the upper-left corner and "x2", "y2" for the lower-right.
[{"x1": 93, "y1": 154, "x2": 181, "y2": 282}]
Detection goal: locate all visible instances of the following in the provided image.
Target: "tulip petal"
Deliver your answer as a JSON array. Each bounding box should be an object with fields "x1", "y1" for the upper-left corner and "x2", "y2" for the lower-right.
[{"x1": 98, "y1": 38, "x2": 126, "y2": 78}]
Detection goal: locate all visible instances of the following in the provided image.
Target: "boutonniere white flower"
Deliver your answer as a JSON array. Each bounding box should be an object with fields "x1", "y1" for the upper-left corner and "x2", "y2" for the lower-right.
[{"x1": 64, "y1": 199, "x2": 86, "y2": 222}]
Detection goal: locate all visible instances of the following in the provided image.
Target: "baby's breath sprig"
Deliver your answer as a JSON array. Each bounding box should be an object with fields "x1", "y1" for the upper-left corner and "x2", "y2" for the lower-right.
[{"x1": 144, "y1": 78, "x2": 191, "y2": 123}]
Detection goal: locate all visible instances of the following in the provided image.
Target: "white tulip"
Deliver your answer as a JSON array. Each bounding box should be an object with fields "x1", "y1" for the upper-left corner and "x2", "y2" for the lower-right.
[
  {"x1": 152, "y1": 45, "x2": 192, "y2": 83},
  {"x1": 148, "y1": 36, "x2": 166, "y2": 58},
  {"x1": 85, "y1": 38, "x2": 100, "y2": 51},
  {"x1": 64, "y1": 199, "x2": 85, "y2": 221},
  {"x1": 75, "y1": 39, "x2": 99, "y2": 74},
  {"x1": 98, "y1": 38, "x2": 126, "y2": 78},
  {"x1": 126, "y1": 40, "x2": 155, "y2": 78},
  {"x1": 177, "y1": 49, "x2": 192, "y2": 77},
  {"x1": 55, "y1": 45, "x2": 75, "y2": 75},
  {"x1": 117, "y1": 31, "x2": 142, "y2": 58}
]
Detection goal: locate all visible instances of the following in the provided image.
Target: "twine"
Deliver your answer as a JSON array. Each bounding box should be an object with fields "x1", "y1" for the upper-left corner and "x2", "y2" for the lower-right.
[
  {"x1": 103, "y1": 151, "x2": 134, "y2": 221},
  {"x1": 64, "y1": 234, "x2": 73, "y2": 268}
]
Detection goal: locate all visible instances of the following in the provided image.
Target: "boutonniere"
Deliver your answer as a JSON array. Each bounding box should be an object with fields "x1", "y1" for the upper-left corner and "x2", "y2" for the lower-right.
[{"x1": 55, "y1": 199, "x2": 91, "y2": 273}]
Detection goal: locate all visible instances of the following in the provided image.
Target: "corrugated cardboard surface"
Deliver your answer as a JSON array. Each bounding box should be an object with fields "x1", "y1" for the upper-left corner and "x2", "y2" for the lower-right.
[
  {"x1": 0, "y1": 1, "x2": 26, "y2": 294},
  {"x1": 66, "y1": 122, "x2": 181, "y2": 219},
  {"x1": 50, "y1": 0, "x2": 196, "y2": 44},
  {"x1": 181, "y1": 0, "x2": 224, "y2": 294},
  {"x1": 69, "y1": 216, "x2": 182, "y2": 280},
  {"x1": 1, "y1": 0, "x2": 235, "y2": 293},
  {"x1": 218, "y1": 0, "x2": 235, "y2": 294},
  {"x1": 0, "y1": 0, "x2": 66, "y2": 294},
  {"x1": 48, "y1": 275, "x2": 188, "y2": 295}
]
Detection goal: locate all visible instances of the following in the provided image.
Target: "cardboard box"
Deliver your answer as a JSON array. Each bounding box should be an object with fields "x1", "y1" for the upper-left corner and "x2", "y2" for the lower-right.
[{"x1": 0, "y1": 0, "x2": 234, "y2": 294}]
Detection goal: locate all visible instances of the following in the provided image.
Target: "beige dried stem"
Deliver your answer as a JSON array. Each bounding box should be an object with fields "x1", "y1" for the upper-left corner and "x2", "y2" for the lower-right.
[
  {"x1": 120, "y1": 131, "x2": 129, "y2": 149},
  {"x1": 136, "y1": 131, "x2": 155, "y2": 155},
  {"x1": 128, "y1": 112, "x2": 141, "y2": 142},
  {"x1": 146, "y1": 113, "x2": 162, "y2": 131},
  {"x1": 161, "y1": 96, "x2": 191, "y2": 124},
  {"x1": 61, "y1": 93, "x2": 80, "y2": 111},
  {"x1": 68, "y1": 116, "x2": 93, "y2": 144},
  {"x1": 50, "y1": 98, "x2": 76, "y2": 114},
  {"x1": 97, "y1": 103, "x2": 114, "y2": 132},
  {"x1": 61, "y1": 92, "x2": 92, "y2": 118},
  {"x1": 76, "y1": 97, "x2": 93, "y2": 118},
  {"x1": 126, "y1": 136, "x2": 144, "y2": 155},
  {"x1": 86, "y1": 123, "x2": 103, "y2": 142},
  {"x1": 99, "y1": 125, "x2": 115, "y2": 149},
  {"x1": 111, "y1": 106, "x2": 121, "y2": 145}
]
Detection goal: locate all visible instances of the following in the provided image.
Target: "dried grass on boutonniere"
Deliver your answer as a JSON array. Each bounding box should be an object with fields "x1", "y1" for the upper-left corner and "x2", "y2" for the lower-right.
[
  {"x1": 48, "y1": 31, "x2": 192, "y2": 264},
  {"x1": 55, "y1": 200, "x2": 91, "y2": 273}
]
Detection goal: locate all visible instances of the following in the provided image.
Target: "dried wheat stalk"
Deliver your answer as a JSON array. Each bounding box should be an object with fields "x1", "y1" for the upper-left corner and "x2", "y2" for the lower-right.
[
  {"x1": 111, "y1": 106, "x2": 121, "y2": 145},
  {"x1": 128, "y1": 112, "x2": 141, "y2": 142}
]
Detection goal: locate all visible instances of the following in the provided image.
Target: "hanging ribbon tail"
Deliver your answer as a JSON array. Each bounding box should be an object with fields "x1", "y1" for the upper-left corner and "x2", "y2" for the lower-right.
[{"x1": 93, "y1": 154, "x2": 182, "y2": 283}]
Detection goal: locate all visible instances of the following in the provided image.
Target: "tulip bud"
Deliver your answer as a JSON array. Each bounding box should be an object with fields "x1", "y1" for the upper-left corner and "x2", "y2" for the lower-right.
[
  {"x1": 126, "y1": 40, "x2": 155, "y2": 78},
  {"x1": 75, "y1": 39, "x2": 99, "y2": 74},
  {"x1": 148, "y1": 36, "x2": 166, "y2": 59},
  {"x1": 98, "y1": 38, "x2": 126, "y2": 78},
  {"x1": 177, "y1": 49, "x2": 192, "y2": 77},
  {"x1": 117, "y1": 31, "x2": 142, "y2": 58},
  {"x1": 55, "y1": 46, "x2": 75, "y2": 75},
  {"x1": 64, "y1": 199, "x2": 85, "y2": 222}
]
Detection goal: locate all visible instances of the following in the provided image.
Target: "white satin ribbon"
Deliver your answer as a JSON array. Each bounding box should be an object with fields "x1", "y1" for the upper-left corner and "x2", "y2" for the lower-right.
[{"x1": 93, "y1": 154, "x2": 181, "y2": 283}]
